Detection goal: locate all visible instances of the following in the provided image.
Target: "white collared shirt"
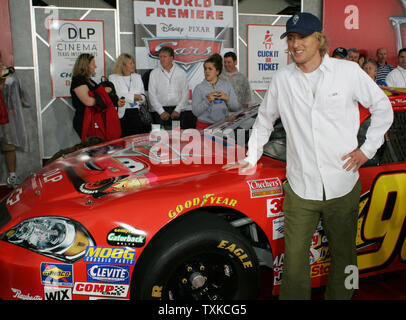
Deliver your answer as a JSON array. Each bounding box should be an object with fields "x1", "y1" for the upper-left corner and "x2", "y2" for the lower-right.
[
  {"x1": 148, "y1": 64, "x2": 189, "y2": 114},
  {"x1": 385, "y1": 66, "x2": 406, "y2": 88},
  {"x1": 246, "y1": 54, "x2": 393, "y2": 200},
  {"x1": 108, "y1": 73, "x2": 146, "y2": 119}
]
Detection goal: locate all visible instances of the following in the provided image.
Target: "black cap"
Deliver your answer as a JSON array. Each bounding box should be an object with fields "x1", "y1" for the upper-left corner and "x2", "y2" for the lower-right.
[
  {"x1": 280, "y1": 12, "x2": 322, "y2": 39},
  {"x1": 332, "y1": 47, "x2": 348, "y2": 58}
]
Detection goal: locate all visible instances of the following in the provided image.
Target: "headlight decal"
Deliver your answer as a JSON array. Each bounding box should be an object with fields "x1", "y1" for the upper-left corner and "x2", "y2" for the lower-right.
[{"x1": 2, "y1": 216, "x2": 95, "y2": 263}]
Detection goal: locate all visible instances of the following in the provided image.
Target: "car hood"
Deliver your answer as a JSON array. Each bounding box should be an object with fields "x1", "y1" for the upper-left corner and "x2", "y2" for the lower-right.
[{"x1": 8, "y1": 129, "x2": 247, "y2": 208}]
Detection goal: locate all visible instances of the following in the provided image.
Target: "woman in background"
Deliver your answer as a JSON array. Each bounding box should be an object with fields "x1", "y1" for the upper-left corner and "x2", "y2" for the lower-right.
[
  {"x1": 70, "y1": 53, "x2": 125, "y2": 138},
  {"x1": 109, "y1": 53, "x2": 148, "y2": 136},
  {"x1": 192, "y1": 53, "x2": 239, "y2": 129},
  {"x1": 363, "y1": 59, "x2": 387, "y2": 86},
  {"x1": 70, "y1": 53, "x2": 98, "y2": 137}
]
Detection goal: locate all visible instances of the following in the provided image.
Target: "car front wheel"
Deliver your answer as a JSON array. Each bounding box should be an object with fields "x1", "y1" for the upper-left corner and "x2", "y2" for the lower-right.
[{"x1": 132, "y1": 212, "x2": 260, "y2": 300}]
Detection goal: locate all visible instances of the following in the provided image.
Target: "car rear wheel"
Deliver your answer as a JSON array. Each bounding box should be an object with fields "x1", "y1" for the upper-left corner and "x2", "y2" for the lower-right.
[{"x1": 132, "y1": 212, "x2": 260, "y2": 300}]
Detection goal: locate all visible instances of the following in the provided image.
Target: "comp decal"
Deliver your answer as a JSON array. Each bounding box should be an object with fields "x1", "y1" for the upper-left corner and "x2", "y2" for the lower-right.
[{"x1": 73, "y1": 282, "x2": 129, "y2": 298}]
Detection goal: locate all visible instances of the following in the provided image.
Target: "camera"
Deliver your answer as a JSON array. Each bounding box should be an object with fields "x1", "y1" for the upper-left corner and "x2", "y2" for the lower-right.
[{"x1": 0, "y1": 66, "x2": 15, "y2": 79}]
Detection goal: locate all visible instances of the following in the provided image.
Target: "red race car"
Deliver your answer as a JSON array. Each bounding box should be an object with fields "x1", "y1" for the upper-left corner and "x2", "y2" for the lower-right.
[{"x1": 0, "y1": 87, "x2": 405, "y2": 300}]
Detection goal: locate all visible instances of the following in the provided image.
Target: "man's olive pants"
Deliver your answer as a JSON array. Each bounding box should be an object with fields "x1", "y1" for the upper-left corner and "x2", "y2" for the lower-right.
[{"x1": 279, "y1": 180, "x2": 361, "y2": 300}]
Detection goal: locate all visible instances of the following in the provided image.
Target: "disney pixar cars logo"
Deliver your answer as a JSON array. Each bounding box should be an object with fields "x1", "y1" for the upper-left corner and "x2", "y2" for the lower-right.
[{"x1": 143, "y1": 37, "x2": 222, "y2": 64}]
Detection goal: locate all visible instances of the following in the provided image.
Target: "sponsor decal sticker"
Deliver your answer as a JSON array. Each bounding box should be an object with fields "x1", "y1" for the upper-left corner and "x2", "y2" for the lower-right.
[
  {"x1": 107, "y1": 226, "x2": 146, "y2": 247},
  {"x1": 272, "y1": 217, "x2": 284, "y2": 240},
  {"x1": 266, "y1": 197, "x2": 284, "y2": 217},
  {"x1": 247, "y1": 177, "x2": 282, "y2": 198},
  {"x1": 11, "y1": 288, "x2": 43, "y2": 300},
  {"x1": 73, "y1": 282, "x2": 129, "y2": 298},
  {"x1": 40, "y1": 262, "x2": 73, "y2": 287},
  {"x1": 44, "y1": 287, "x2": 72, "y2": 300},
  {"x1": 83, "y1": 246, "x2": 136, "y2": 265},
  {"x1": 86, "y1": 264, "x2": 130, "y2": 284}
]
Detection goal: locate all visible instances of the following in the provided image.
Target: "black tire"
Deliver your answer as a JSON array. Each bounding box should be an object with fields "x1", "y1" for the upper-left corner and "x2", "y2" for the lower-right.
[{"x1": 132, "y1": 212, "x2": 260, "y2": 300}]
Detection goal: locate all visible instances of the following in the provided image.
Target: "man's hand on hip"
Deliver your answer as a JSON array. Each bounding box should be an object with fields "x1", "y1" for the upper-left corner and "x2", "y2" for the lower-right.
[{"x1": 342, "y1": 148, "x2": 369, "y2": 172}]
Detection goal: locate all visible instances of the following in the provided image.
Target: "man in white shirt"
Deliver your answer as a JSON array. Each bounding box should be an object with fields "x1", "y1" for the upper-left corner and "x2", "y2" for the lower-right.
[
  {"x1": 223, "y1": 12, "x2": 393, "y2": 299},
  {"x1": 385, "y1": 48, "x2": 406, "y2": 88},
  {"x1": 148, "y1": 46, "x2": 195, "y2": 129}
]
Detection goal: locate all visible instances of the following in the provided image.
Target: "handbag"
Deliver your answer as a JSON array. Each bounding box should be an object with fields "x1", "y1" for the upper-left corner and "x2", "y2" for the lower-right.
[
  {"x1": 139, "y1": 94, "x2": 153, "y2": 125},
  {"x1": 99, "y1": 76, "x2": 119, "y2": 107}
]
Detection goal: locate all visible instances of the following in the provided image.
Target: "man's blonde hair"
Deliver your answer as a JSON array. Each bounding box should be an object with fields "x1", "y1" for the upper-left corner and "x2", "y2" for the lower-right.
[
  {"x1": 112, "y1": 53, "x2": 135, "y2": 75},
  {"x1": 314, "y1": 32, "x2": 329, "y2": 57},
  {"x1": 72, "y1": 53, "x2": 94, "y2": 79}
]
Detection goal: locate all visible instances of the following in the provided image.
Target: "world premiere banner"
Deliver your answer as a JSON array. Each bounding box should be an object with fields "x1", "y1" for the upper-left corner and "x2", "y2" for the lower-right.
[{"x1": 133, "y1": 0, "x2": 235, "y2": 94}]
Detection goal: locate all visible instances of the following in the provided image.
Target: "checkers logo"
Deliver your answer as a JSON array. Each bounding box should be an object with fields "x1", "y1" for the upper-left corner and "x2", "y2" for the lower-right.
[{"x1": 246, "y1": 177, "x2": 283, "y2": 198}]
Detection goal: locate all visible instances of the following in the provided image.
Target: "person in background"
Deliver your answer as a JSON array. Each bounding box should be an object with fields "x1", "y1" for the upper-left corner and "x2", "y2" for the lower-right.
[
  {"x1": 70, "y1": 53, "x2": 124, "y2": 138},
  {"x1": 0, "y1": 52, "x2": 30, "y2": 188},
  {"x1": 332, "y1": 47, "x2": 348, "y2": 59},
  {"x1": 362, "y1": 59, "x2": 387, "y2": 86},
  {"x1": 376, "y1": 47, "x2": 394, "y2": 85},
  {"x1": 385, "y1": 48, "x2": 406, "y2": 88},
  {"x1": 192, "y1": 54, "x2": 239, "y2": 130},
  {"x1": 148, "y1": 46, "x2": 194, "y2": 129},
  {"x1": 223, "y1": 12, "x2": 393, "y2": 300},
  {"x1": 219, "y1": 51, "x2": 252, "y2": 110},
  {"x1": 358, "y1": 49, "x2": 367, "y2": 68},
  {"x1": 348, "y1": 48, "x2": 360, "y2": 64},
  {"x1": 109, "y1": 53, "x2": 148, "y2": 136}
]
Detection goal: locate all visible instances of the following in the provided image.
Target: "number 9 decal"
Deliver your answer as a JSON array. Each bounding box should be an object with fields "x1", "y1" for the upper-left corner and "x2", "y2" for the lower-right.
[{"x1": 357, "y1": 172, "x2": 406, "y2": 271}]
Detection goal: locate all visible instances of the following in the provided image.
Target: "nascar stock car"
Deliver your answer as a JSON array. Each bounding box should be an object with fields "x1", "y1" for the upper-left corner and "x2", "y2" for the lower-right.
[{"x1": 0, "y1": 87, "x2": 405, "y2": 300}]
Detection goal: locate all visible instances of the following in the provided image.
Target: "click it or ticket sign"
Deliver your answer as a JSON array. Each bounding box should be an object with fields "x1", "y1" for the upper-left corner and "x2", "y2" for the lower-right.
[{"x1": 247, "y1": 24, "x2": 289, "y2": 91}]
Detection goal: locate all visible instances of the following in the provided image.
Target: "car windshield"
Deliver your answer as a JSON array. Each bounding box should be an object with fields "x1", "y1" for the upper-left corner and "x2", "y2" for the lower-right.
[{"x1": 208, "y1": 106, "x2": 287, "y2": 162}]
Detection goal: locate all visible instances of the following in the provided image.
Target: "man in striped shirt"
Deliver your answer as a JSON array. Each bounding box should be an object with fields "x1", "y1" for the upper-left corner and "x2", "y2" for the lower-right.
[{"x1": 376, "y1": 47, "x2": 394, "y2": 84}]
